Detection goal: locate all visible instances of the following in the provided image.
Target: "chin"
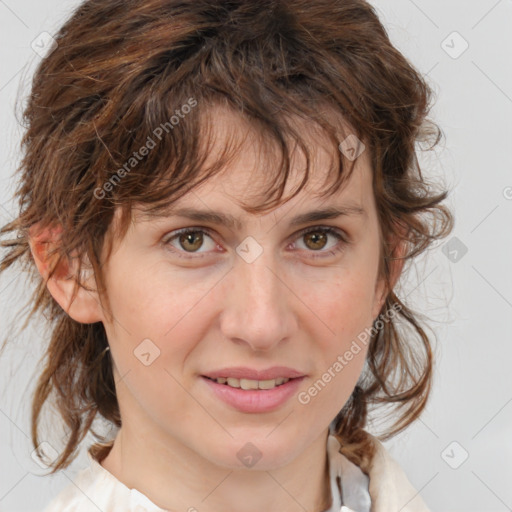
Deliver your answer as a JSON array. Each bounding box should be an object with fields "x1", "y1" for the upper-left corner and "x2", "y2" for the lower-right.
[{"x1": 201, "y1": 431, "x2": 301, "y2": 471}]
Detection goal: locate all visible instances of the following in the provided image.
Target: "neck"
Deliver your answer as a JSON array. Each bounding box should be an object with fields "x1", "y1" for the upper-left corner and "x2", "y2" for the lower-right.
[{"x1": 100, "y1": 423, "x2": 333, "y2": 512}]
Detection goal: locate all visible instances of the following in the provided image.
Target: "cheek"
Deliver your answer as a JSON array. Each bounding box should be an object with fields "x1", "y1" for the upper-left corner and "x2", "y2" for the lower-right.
[
  {"x1": 299, "y1": 277, "x2": 374, "y2": 418},
  {"x1": 106, "y1": 259, "x2": 213, "y2": 336},
  {"x1": 302, "y1": 269, "x2": 378, "y2": 346},
  {"x1": 295, "y1": 231, "x2": 381, "y2": 334},
  {"x1": 103, "y1": 261, "x2": 222, "y2": 392},
  {"x1": 103, "y1": 264, "x2": 212, "y2": 422}
]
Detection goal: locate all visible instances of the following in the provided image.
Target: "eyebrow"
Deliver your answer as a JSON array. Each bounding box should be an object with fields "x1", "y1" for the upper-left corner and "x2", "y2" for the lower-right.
[{"x1": 141, "y1": 204, "x2": 367, "y2": 229}]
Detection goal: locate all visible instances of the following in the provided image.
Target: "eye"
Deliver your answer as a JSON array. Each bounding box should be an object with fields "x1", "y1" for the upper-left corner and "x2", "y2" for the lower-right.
[
  {"x1": 163, "y1": 228, "x2": 218, "y2": 258},
  {"x1": 162, "y1": 226, "x2": 349, "y2": 259},
  {"x1": 291, "y1": 226, "x2": 349, "y2": 259}
]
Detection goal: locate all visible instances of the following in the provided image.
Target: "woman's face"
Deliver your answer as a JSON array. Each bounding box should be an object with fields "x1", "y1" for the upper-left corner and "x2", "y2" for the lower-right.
[{"x1": 98, "y1": 108, "x2": 390, "y2": 470}]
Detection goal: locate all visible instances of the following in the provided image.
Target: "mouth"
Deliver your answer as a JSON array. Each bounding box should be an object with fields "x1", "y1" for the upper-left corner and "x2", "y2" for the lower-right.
[
  {"x1": 203, "y1": 375, "x2": 296, "y2": 390},
  {"x1": 200, "y1": 373, "x2": 306, "y2": 413}
]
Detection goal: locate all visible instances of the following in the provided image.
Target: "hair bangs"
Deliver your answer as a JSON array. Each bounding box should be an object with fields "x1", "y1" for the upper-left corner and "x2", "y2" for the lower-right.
[{"x1": 107, "y1": 90, "x2": 359, "y2": 246}]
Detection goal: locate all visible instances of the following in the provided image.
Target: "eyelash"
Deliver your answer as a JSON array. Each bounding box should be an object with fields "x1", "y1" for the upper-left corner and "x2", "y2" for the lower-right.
[{"x1": 162, "y1": 226, "x2": 349, "y2": 260}]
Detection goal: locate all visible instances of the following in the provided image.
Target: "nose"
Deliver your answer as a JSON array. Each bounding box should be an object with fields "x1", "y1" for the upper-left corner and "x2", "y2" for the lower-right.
[{"x1": 219, "y1": 248, "x2": 297, "y2": 352}]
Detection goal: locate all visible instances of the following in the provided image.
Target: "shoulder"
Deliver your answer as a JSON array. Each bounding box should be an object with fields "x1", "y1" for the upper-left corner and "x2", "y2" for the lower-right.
[
  {"x1": 364, "y1": 432, "x2": 432, "y2": 512},
  {"x1": 42, "y1": 464, "x2": 102, "y2": 512},
  {"x1": 42, "y1": 453, "x2": 165, "y2": 512}
]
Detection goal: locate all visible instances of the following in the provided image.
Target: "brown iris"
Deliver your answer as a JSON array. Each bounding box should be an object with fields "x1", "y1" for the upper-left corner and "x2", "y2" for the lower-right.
[
  {"x1": 303, "y1": 231, "x2": 328, "y2": 251},
  {"x1": 179, "y1": 231, "x2": 204, "y2": 252}
]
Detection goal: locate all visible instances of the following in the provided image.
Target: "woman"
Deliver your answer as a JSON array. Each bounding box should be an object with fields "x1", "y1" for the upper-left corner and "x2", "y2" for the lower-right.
[{"x1": 0, "y1": 0, "x2": 453, "y2": 510}]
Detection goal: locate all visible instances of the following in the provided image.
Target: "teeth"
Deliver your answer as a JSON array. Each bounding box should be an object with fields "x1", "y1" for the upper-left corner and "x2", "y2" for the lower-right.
[
  {"x1": 227, "y1": 377, "x2": 240, "y2": 388},
  {"x1": 212, "y1": 377, "x2": 291, "y2": 389}
]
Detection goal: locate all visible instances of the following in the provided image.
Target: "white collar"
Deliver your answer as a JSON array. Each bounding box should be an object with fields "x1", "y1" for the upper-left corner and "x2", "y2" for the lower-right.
[{"x1": 324, "y1": 434, "x2": 371, "y2": 512}]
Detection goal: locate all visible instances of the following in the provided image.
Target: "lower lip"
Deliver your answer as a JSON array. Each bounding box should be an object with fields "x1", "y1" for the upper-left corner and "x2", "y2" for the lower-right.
[{"x1": 201, "y1": 376, "x2": 305, "y2": 413}]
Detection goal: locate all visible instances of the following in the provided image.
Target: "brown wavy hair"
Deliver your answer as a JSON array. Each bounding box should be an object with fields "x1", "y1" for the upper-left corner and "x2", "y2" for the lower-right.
[{"x1": 0, "y1": 0, "x2": 453, "y2": 475}]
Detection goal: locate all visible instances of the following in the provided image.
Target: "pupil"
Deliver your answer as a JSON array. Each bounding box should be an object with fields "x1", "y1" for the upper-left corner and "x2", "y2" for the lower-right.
[
  {"x1": 306, "y1": 232, "x2": 326, "y2": 250},
  {"x1": 181, "y1": 232, "x2": 202, "y2": 252}
]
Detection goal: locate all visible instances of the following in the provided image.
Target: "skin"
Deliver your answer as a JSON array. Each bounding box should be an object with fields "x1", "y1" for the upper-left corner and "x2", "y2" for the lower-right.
[{"x1": 29, "y1": 107, "x2": 404, "y2": 512}]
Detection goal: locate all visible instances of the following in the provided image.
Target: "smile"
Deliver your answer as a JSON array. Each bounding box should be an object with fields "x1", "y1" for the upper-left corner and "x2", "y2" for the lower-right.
[
  {"x1": 204, "y1": 376, "x2": 291, "y2": 390},
  {"x1": 201, "y1": 375, "x2": 305, "y2": 413}
]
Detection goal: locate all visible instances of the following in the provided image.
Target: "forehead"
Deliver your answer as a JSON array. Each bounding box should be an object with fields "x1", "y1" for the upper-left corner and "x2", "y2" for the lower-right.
[{"x1": 133, "y1": 104, "x2": 374, "y2": 225}]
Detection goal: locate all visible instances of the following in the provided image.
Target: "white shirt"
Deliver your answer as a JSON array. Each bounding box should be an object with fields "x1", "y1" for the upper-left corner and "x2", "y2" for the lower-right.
[{"x1": 42, "y1": 433, "x2": 431, "y2": 512}]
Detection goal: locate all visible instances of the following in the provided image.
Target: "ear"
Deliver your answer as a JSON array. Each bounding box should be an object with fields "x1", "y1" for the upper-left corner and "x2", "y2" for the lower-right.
[
  {"x1": 28, "y1": 223, "x2": 105, "y2": 324},
  {"x1": 371, "y1": 230, "x2": 407, "y2": 319}
]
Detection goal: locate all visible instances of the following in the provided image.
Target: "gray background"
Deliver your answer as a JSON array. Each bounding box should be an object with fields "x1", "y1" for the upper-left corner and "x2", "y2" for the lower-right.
[{"x1": 1, "y1": 1, "x2": 511, "y2": 511}]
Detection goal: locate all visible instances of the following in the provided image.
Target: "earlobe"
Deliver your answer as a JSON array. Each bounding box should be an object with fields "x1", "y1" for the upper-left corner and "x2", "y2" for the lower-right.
[{"x1": 28, "y1": 223, "x2": 104, "y2": 324}]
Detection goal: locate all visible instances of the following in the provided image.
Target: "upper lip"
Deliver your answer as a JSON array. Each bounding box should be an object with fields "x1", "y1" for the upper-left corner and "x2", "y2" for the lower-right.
[{"x1": 202, "y1": 366, "x2": 306, "y2": 380}]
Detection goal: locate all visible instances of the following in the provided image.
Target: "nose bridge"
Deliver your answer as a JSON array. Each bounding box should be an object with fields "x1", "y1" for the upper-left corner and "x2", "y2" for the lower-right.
[
  {"x1": 220, "y1": 239, "x2": 294, "y2": 351},
  {"x1": 243, "y1": 253, "x2": 282, "y2": 310}
]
